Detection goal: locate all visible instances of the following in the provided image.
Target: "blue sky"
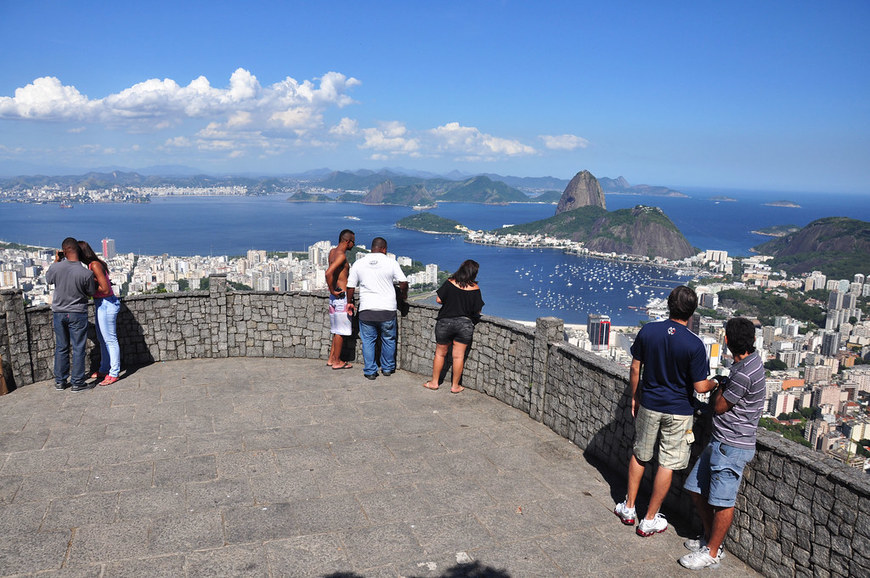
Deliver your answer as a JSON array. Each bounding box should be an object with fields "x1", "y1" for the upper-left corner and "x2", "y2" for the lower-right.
[{"x1": 0, "y1": 1, "x2": 868, "y2": 193}]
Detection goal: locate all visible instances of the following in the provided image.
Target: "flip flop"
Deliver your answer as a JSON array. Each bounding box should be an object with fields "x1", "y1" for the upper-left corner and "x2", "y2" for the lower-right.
[
  {"x1": 332, "y1": 362, "x2": 353, "y2": 370},
  {"x1": 422, "y1": 381, "x2": 439, "y2": 390},
  {"x1": 450, "y1": 386, "x2": 465, "y2": 394}
]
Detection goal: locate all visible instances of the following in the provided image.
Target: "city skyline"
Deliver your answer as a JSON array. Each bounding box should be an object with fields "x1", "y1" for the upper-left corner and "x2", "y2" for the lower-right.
[{"x1": 0, "y1": 1, "x2": 868, "y2": 194}]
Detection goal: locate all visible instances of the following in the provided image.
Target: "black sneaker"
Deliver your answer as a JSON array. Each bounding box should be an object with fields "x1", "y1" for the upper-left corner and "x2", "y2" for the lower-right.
[
  {"x1": 381, "y1": 370, "x2": 394, "y2": 376},
  {"x1": 55, "y1": 382, "x2": 69, "y2": 390},
  {"x1": 70, "y1": 382, "x2": 97, "y2": 393},
  {"x1": 364, "y1": 373, "x2": 378, "y2": 380}
]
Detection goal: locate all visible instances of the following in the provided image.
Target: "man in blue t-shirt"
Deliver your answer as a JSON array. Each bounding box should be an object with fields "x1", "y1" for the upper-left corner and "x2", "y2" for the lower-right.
[
  {"x1": 679, "y1": 317, "x2": 765, "y2": 570},
  {"x1": 614, "y1": 286, "x2": 719, "y2": 537}
]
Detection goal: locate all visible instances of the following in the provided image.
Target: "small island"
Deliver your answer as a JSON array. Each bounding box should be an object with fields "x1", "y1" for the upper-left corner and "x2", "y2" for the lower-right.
[
  {"x1": 396, "y1": 212, "x2": 467, "y2": 235},
  {"x1": 763, "y1": 200, "x2": 802, "y2": 208},
  {"x1": 710, "y1": 196, "x2": 737, "y2": 202},
  {"x1": 751, "y1": 224, "x2": 801, "y2": 237}
]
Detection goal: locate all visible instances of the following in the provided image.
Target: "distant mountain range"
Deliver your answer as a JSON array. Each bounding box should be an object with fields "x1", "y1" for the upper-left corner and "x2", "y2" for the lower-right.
[{"x1": 754, "y1": 217, "x2": 870, "y2": 279}]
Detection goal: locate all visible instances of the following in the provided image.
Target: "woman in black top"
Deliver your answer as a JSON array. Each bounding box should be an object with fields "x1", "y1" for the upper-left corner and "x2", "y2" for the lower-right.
[{"x1": 423, "y1": 260, "x2": 484, "y2": 393}]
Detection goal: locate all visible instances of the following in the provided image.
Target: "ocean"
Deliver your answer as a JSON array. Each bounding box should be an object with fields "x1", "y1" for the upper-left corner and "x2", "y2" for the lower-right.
[{"x1": 1, "y1": 187, "x2": 866, "y2": 326}]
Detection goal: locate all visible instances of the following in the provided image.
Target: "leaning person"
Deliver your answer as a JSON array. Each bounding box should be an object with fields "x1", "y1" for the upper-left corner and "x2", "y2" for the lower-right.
[
  {"x1": 423, "y1": 259, "x2": 484, "y2": 394},
  {"x1": 324, "y1": 229, "x2": 355, "y2": 370},
  {"x1": 614, "y1": 285, "x2": 719, "y2": 536},
  {"x1": 79, "y1": 240, "x2": 122, "y2": 386},
  {"x1": 46, "y1": 237, "x2": 96, "y2": 392},
  {"x1": 679, "y1": 317, "x2": 765, "y2": 570},
  {"x1": 346, "y1": 237, "x2": 408, "y2": 380}
]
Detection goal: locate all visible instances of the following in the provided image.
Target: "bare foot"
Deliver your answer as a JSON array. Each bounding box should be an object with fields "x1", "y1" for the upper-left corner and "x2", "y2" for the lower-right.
[
  {"x1": 450, "y1": 386, "x2": 465, "y2": 394},
  {"x1": 423, "y1": 381, "x2": 439, "y2": 390}
]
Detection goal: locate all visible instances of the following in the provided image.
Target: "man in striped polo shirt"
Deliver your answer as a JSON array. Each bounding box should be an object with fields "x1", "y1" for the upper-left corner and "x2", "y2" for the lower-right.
[{"x1": 679, "y1": 316, "x2": 766, "y2": 570}]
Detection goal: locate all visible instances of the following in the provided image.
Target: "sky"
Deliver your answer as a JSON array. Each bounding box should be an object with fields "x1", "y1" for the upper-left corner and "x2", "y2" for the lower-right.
[{"x1": 0, "y1": 1, "x2": 868, "y2": 193}]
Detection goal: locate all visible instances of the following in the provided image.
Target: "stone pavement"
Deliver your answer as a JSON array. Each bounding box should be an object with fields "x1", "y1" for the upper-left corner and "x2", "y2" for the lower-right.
[{"x1": 0, "y1": 358, "x2": 760, "y2": 577}]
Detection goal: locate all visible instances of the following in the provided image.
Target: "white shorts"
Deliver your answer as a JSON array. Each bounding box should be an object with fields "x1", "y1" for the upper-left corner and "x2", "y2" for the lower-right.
[{"x1": 329, "y1": 294, "x2": 352, "y2": 336}]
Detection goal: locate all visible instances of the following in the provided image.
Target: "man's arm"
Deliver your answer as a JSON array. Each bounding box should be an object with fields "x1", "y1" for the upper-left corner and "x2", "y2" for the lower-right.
[
  {"x1": 345, "y1": 287, "x2": 355, "y2": 314},
  {"x1": 694, "y1": 377, "x2": 719, "y2": 394},
  {"x1": 712, "y1": 388, "x2": 736, "y2": 414},
  {"x1": 629, "y1": 358, "x2": 642, "y2": 418},
  {"x1": 397, "y1": 281, "x2": 408, "y2": 302}
]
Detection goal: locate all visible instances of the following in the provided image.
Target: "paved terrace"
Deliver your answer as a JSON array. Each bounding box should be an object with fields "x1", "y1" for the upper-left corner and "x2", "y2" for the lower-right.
[{"x1": 0, "y1": 358, "x2": 758, "y2": 577}]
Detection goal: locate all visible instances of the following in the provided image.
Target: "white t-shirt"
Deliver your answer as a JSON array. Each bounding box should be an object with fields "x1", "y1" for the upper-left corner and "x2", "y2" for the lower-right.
[{"x1": 347, "y1": 252, "x2": 408, "y2": 312}]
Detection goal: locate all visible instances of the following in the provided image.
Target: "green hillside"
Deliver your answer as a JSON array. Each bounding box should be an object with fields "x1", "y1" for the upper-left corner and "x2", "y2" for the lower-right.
[
  {"x1": 754, "y1": 217, "x2": 870, "y2": 278},
  {"x1": 396, "y1": 212, "x2": 465, "y2": 234}
]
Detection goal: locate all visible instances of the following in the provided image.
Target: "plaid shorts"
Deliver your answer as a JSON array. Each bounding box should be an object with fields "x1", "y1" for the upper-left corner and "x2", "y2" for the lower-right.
[{"x1": 634, "y1": 405, "x2": 694, "y2": 470}]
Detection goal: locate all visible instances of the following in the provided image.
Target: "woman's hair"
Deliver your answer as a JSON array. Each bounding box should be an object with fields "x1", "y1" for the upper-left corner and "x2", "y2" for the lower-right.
[
  {"x1": 78, "y1": 240, "x2": 108, "y2": 273},
  {"x1": 450, "y1": 260, "x2": 479, "y2": 288}
]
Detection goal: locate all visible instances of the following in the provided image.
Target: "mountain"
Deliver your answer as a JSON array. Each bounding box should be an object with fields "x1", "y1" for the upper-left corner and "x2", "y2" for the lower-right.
[
  {"x1": 498, "y1": 205, "x2": 696, "y2": 260},
  {"x1": 555, "y1": 170, "x2": 607, "y2": 214},
  {"x1": 437, "y1": 176, "x2": 528, "y2": 203},
  {"x1": 480, "y1": 173, "x2": 571, "y2": 192},
  {"x1": 754, "y1": 217, "x2": 870, "y2": 278},
  {"x1": 529, "y1": 191, "x2": 562, "y2": 203},
  {"x1": 599, "y1": 176, "x2": 688, "y2": 197},
  {"x1": 362, "y1": 181, "x2": 435, "y2": 205},
  {"x1": 287, "y1": 191, "x2": 330, "y2": 202}
]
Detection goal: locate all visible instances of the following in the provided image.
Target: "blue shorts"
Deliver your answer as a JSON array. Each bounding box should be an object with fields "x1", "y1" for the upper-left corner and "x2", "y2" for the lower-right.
[{"x1": 684, "y1": 439, "x2": 755, "y2": 508}]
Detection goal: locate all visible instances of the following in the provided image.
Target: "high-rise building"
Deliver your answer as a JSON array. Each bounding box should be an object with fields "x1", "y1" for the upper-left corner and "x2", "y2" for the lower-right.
[
  {"x1": 770, "y1": 392, "x2": 796, "y2": 416},
  {"x1": 587, "y1": 314, "x2": 611, "y2": 352},
  {"x1": 822, "y1": 331, "x2": 840, "y2": 356},
  {"x1": 101, "y1": 238, "x2": 116, "y2": 260},
  {"x1": 702, "y1": 336, "x2": 721, "y2": 369}
]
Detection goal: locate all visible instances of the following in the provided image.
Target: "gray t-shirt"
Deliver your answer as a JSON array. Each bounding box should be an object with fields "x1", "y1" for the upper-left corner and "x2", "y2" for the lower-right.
[
  {"x1": 713, "y1": 351, "x2": 766, "y2": 450},
  {"x1": 46, "y1": 260, "x2": 95, "y2": 313}
]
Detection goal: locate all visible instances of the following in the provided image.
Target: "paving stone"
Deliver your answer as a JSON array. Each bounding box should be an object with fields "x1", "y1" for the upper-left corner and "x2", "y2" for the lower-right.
[
  {"x1": 43, "y1": 492, "x2": 119, "y2": 529},
  {"x1": 153, "y1": 454, "x2": 217, "y2": 486},
  {"x1": 186, "y1": 544, "x2": 270, "y2": 577},
  {"x1": 147, "y1": 510, "x2": 224, "y2": 555},
  {"x1": 186, "y1": 477, "x2": 254, "y2": 511},
  {"x1": 340, "y1": 522, "x2": 425, "y2": 569},
  {"x1": 0, "y1": 500, "x2": 49, "y2": 534},
  {"x1": 117, "y1": 486, "x2": 187, "y2": 520},
  {"x1": 265, "y1": 535, "x2": 350, "y2": 577},
  {"x1": 68, "y1": 520, "x2": 151, "y2": 564},
  {"x1": 0, "y1": 530, "x2": 71, "y2": 574},
  {"x1": 87, "y1": 461, "x2": 154, "y2": 492},
  {"x1": 411, "y1": 512, "x2": 495, "y2": 554},
  {"x1": 0, "y1": 446, "x2": 71, "y2": 475},
  {"x1": 103, "y1": 554, "x2": 185, "y2": 577}
]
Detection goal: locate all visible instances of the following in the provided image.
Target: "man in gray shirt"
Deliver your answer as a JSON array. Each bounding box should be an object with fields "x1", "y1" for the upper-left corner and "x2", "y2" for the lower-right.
[
  {"x1": 679, "y1": 317, "x2": 766, "y2": 570},
  {"x1": 45, "y1": 237, "x2": 95, "y2": 392}
]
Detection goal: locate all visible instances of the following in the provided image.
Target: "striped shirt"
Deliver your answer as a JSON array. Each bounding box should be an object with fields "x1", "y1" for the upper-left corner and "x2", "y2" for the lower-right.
[{"x1": 714, "y1": 351, "x2": 766, "y2": 450}]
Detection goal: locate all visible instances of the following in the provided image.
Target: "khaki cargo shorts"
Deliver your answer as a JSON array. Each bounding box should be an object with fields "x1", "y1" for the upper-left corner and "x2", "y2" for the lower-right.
[{"x1": 634, "y1": 405, "x2": 693, "y2": 470}]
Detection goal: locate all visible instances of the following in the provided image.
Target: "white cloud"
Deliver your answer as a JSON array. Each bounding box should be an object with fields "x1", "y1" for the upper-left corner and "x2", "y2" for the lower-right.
[
  {"x1": 540, "y1": 134, "x2": 589, "y2": 150},
  {"x1": 360, "y1": 121, "x2": 420, "y2": 156},
  {"x1": 430, "y1": 122, "x2": 536, "y2": 158},
  {"x1": 0, "y1": 68, "x2": 360, "y2": 136},
  {"x1": 330, "y1": 117, "x2": 358, "y2": 137}
]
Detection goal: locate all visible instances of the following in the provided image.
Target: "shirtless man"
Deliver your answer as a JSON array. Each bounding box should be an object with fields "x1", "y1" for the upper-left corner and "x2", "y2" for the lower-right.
[{"x1": 325, "y1": 229, "x2": 355, "y2": 369}]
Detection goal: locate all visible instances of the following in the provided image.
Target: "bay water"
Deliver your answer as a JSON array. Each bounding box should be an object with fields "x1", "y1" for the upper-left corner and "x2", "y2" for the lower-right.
[{"x1": 1, "y1": 187, "x2": 866, "y2": 325}]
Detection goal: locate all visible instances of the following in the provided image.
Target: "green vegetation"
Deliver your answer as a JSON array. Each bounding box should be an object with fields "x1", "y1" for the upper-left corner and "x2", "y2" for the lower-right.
[
  {"x1": 0, "y1": 240, "x2": 47, "y2": 252},
  {"x1": 755, "y1": 217, "x2": 870, "y2": 278},
  {"x1": 531, "y1": 191, "x2": 562, "y2": 203},
  {"x1": 765, "y1": 359, "x2": 788, "y2": 371},
  {"x1": 396, "y1": 212, "x2": 464, "y2": 234},
  {"x1": 857, "y1": 440, "x2": 870, "y2": 458},
  {"x1": 760, "y1": 417, "x2": 812, "y2": 447},
  {"x1": 753, "y1": 224, "x2": 800, "y2": 236},
  {"x1": 177, "y1": 279, "x2": 189, "y2": 291},
  {"x1": 717, "y1": 288, "x2": 826, "y2": 327}
]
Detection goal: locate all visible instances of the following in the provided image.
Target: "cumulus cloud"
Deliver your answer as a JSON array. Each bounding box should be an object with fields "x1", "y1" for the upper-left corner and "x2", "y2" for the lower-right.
[
  {"x1": 430, "y1": 122, "x2": 536, "y2": 159},
  {"x1": 540, "y1": 134, "x2": 589, "y2": 150},
  {"x1": 0, "y1": 68, "x2": 360, "y2": 134},
  {"x1": 330, "y1": 117, "x2": 359, "y2": 137},
  {"x1": 360, "y1": 121, "x2": 420, "y2": 156}
]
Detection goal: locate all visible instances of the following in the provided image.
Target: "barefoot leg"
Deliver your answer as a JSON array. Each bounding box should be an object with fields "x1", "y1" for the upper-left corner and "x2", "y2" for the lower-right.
[
  {"x1": 450, "y1": 341, "x2": 468, "y2": 392},
  {"x1": 429, "y1": 343, "x2": 449, "y2": 388}
]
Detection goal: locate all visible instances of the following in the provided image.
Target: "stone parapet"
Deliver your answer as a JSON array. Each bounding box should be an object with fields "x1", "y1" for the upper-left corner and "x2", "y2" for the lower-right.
[{"x1": 1, "y1": 279, "x2": 867, "y2": 576}]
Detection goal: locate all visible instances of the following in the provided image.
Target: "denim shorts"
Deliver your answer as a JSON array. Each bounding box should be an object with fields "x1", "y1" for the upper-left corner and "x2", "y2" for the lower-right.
[
  {"x1": 434, "y1": 316, "x2": 475, "y2": 345},
  {"x1": 633, "y1": 405, "x2": 694, "y2": 470},
  {"x1": 684, "y1": 439, "x2": 755, "y2": 508}
]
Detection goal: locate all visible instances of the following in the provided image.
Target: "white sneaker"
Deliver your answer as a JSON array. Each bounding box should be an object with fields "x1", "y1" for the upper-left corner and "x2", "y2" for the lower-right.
[
  {"x1": 679, "y1": 546, "x2": 722, "y2": 570},
  {"x1": 685, "y1": 538, "x2": 726, "y2": 558},
  {"x1": 613, "y1": 501, "x2": 636, "y2": 525},
  {"x1": 636, "y1": 512, "x2": 667, "y2": 536}
]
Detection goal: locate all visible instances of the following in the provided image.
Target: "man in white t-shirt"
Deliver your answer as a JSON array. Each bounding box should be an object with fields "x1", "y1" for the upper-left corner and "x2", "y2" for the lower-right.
[{"x1": 346, "y1": 237, "x2": 408, "y2": 380}]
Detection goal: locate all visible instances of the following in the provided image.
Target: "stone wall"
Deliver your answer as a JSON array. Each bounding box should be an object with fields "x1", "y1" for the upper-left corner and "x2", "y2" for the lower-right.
[{"x1": 2, "y1": 279, "x2": 868, "y2": 576}]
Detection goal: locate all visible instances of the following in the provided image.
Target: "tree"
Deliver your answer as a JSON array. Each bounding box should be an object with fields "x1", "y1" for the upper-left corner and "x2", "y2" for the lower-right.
[
  {"x1": 765, "y1": 359, "x2": 788, "y2": 371},
  {"x1": 777, "y1": 412, "x2": 790, "y2": 421}
]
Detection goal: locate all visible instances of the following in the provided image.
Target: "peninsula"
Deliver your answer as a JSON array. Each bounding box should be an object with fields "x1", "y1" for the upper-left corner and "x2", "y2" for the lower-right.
[{"x1": 763, "y1": 200, "x2": 801, "y2": 208}]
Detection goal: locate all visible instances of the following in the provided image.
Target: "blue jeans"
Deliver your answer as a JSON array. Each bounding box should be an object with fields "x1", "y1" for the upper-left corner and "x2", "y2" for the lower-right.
[
  {"x1": 95, "y1": 296, "x2": 121, "y2": 377},
  {"x1": 684, "y1": 439, "x2": 755, "y2": 508},
  {"x1": 359, "y1": 317, "x2": 397, "y2": 376},
  {"x1": 53, "y1": 311, "x2": 89, "y2": 387}
]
